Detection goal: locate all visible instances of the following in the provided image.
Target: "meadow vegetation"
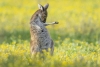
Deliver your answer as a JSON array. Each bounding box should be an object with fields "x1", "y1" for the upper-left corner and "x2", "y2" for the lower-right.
[{"x1": 0, "y1": 0, "x2": 100, "y2": 67}]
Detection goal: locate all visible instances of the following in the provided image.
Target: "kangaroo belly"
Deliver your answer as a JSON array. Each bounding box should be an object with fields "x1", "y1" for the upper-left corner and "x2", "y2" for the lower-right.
[
  {"x1": 38, "y1": 28, "x2": 51, "y2": 49},
  {"x1": 30, "y1": 24, "x2": 52, "y2": 49}
]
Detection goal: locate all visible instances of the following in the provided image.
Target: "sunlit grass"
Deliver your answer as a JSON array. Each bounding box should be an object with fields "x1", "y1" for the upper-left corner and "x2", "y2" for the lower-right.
[
  {"x1": 0, "y1": 0, "x2": 100, "y2": 67},
  {"x1": 0, "y1": 39, "x2": 100, "y2": 67}
]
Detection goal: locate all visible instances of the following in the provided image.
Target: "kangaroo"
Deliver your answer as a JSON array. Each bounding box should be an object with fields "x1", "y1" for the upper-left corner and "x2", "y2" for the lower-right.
[{"x1": 30, "y1": 3, "x2": 58, "y2": 56}]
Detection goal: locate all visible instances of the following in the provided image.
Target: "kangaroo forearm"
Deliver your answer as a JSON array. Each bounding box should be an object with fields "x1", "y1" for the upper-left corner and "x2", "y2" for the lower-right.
[{"x1": 44, "y1": 22, "x2": 59, "y2": 26}]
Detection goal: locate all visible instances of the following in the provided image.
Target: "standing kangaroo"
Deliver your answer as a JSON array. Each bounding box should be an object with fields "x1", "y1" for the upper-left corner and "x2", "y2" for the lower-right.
[{"x1": 30, "y1": 3, "x2": 58, "y2": 56}]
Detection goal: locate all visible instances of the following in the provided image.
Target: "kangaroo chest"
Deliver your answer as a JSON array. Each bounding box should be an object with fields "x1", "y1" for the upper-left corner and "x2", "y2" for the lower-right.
[{"x1": 31, "y1": 19, "x2": 51, "y2": 48}]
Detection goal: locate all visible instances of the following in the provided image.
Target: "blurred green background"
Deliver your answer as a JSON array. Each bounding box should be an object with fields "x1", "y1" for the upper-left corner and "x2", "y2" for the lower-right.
[{"x1": 0, "y1": 0, "x2": 100, "y2": 44}]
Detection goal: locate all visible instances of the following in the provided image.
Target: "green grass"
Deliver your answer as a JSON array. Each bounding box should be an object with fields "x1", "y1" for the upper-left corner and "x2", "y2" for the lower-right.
[{"x1": 0, "y1": 0, "x2": 100, "y2": 67}]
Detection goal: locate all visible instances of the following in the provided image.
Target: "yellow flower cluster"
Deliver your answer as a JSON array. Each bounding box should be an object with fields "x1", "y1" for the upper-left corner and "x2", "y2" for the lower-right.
[
  {"x1": 0, "y1": 0, "x2": 100, "y2": 67},
  {"x1": 0, "y1": 40, "x2": 100, "y2": 67}
]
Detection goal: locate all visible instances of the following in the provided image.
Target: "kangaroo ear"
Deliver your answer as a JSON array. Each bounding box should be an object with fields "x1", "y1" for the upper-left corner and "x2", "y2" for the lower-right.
[
  {"x1": 44, "y1": 3, "x2": 49, "y2": 10},
  {"x1": 38, "y1": 4, "x2": 44, "y2": 11}
]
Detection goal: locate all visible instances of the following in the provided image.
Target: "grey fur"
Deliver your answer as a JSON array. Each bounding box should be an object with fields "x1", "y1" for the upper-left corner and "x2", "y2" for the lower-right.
[{"x1": 30, "y1": 4, "x2": 58, "y2": 56}]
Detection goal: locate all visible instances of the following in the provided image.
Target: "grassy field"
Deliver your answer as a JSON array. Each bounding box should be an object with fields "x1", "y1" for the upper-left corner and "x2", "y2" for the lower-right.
[{"x1": 0, "y1": 0, "x2": 100, "y2": 67}]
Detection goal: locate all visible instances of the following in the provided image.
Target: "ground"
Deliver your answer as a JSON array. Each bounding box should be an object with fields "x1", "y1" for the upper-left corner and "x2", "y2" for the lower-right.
[{"x1": 0, "y1": 0, "x2": 100, "y2": 67}]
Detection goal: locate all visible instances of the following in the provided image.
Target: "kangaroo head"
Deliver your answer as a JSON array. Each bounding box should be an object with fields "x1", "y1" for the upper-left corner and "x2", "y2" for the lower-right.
[{"x1": 38, "y1": 3, "x2": 49, "y2": 22}]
